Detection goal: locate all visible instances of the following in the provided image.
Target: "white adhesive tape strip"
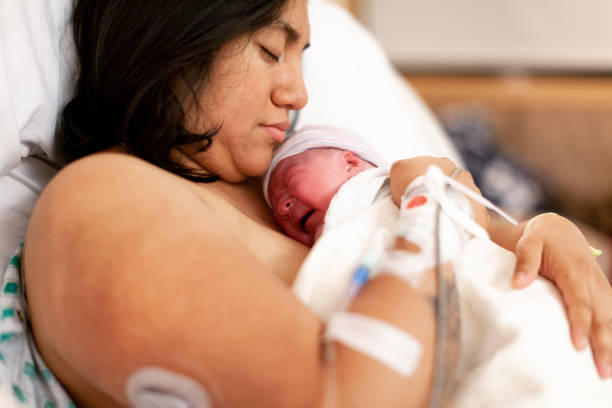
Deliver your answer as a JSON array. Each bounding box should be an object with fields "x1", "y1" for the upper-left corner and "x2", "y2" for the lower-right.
[
  {"x1": 325, "y1": 312, "x2": 422, "y2": 377},
  {"x1": 373, "y1": 250, "x2": 430, "y2": 288},
  {"x1": 395, "y1": 190, "x2": 468, "y2": 268}
]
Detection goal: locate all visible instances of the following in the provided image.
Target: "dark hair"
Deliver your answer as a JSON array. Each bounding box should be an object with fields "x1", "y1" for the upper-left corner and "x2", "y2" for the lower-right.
[{"x1": 61, "y1": 0, "x2": 289, "y2": 182}]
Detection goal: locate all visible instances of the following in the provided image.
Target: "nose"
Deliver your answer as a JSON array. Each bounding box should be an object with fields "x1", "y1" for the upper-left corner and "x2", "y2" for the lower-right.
[
  {"x1": 272, "y1": 62, "x2": 308, "y2": 111},
  {"x1": 277, "y1": 198, "x2": 294, "y2": 217}
]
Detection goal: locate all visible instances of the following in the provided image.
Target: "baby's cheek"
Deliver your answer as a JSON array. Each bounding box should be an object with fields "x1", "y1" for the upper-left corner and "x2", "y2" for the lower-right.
[
  {"x1": 324, "y1": 182, "x2": 348, "y2": 211},
  {"x1": 301, "y1": 184, "x2": 335, "y2": 211}
]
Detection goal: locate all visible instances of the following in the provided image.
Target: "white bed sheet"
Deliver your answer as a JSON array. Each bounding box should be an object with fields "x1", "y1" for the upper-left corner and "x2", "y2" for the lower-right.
[{"x1": 0, "y1": 157, "x2": 57, "y2": 270}]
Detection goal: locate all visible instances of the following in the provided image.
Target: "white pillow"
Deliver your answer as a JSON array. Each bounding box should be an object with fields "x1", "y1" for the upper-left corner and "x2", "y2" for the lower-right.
[
  {"x1": 0, "y1": 0, "x2": 461, "y2": 269},
  {"x1": 0, "y1": 0, "x2": 460, "y2": 179},
  {"x1": 0, "y1": 0, "x2": 74, "y2": 176},
  {"x1": 299, "y1": 0, "x2": 462, "y2": 165}
]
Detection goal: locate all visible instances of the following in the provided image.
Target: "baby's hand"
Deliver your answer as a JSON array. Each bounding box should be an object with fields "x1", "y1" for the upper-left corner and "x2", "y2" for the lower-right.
[
  {"x1": 389, "y1": 156, "x2": 490, "y2": 230},
  {"x1": 512, "y1": 213, "x2": 612, "y2": 379}
]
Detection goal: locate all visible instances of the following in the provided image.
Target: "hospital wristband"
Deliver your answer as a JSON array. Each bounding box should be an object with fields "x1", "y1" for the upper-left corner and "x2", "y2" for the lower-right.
[{"x1": 523, "y1": 212, "x2": 602, "y2": 258}]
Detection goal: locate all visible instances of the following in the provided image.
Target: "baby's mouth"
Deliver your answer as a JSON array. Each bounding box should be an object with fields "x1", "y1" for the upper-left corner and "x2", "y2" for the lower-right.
[{"x1": 300, "y1": 209, "x2": 315, "y2": 232}]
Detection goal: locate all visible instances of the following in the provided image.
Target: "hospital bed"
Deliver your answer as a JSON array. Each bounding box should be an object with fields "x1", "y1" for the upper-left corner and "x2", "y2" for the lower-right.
[{"x1": 1, "y1": 0, "x2": 610, "y2": 406}]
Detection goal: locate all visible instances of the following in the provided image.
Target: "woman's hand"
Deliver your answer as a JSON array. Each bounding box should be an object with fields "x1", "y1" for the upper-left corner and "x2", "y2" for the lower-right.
[
  {"x1": 511, "y1": 213, "x2": 612, "y2": 379},
  {"x1": 390, "y1": 156, "x2": 490, "y2": 230}
]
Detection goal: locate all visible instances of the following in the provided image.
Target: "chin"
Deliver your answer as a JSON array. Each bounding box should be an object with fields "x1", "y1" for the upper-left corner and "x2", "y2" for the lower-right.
[
  {"x1": 224, "y1": 162, "x2": 268, "y2": 182},
  {"x1": 289, "y1": 233, "x2": 313, "y2": 247},
  {"x1": 313, "y1": 225, "x2": 323, "y2": 242},
  {"x1": 220, "y1": 171, "x2": 249, "y2": 183},
  {"x1": 242, "y1": 155, "x2": 274, "y2": 178},
  {"x1": 304, "y1": 238, "x2": 315, "y2": 248}
]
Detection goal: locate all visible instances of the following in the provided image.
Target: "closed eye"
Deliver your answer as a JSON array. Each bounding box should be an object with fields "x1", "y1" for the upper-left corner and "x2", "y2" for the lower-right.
[{"x1": 260, "y1": 46, "x2": 280, "y2": 62}]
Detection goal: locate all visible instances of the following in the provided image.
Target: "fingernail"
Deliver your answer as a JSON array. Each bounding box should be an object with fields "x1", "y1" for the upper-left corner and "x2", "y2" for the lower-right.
[
  {"x1": 513, "y1": 271, "x2": 526, "y2": 285},
  {"x1": 575, "y1": 336, "x2": 588, "y2": 350},
  {"x1": 604, "y1": 364, "x2": 612, "y2": 379}
]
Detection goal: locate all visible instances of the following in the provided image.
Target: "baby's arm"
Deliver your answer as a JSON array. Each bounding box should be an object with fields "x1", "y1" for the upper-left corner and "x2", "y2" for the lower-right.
[
  {"x1": 389, "y1": 156, "x2": 490, "y2": 229},
  {"x1": 388, "y1": 156, "x2": 612, "y2": 379}
]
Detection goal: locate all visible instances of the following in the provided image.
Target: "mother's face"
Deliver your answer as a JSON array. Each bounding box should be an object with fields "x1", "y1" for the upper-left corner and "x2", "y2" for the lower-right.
[{"x1": 181, "y1": 0, "x2": 311, "y2": 182}]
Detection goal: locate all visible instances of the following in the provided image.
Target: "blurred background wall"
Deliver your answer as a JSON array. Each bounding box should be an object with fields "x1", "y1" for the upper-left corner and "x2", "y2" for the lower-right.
[{"x1": 359, "y1": 0, "x2": 612, "y2": 72}]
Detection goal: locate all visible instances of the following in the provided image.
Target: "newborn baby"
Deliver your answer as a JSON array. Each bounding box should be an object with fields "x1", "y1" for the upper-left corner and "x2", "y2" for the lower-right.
[
  {"x1": 263, "y1": 126, "x2": 388, "y2": 246},
  {"x1": 265, "y1": 128, "x2": 612, "y2": 407}
]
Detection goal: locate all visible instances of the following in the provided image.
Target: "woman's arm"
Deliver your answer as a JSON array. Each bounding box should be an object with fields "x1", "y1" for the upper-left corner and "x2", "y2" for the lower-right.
[
  {"x1": 328, "y1": 237, "x2": 460, "y2": 408},
  {"x1": 489, "y1": 214, "x2": 612, "y2": 379},
  {"x1": 25, "y1": 153, "x2": 443, "y2": 407},
  {"x1": 26, "y1": 154, "x2": 322, "y2": 407}
]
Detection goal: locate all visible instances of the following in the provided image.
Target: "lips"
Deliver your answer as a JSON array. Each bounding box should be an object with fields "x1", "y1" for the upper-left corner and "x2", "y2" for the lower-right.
[
  {"x1": 261, "y1": 122, "x2": 290, "y2": 143},
  {"x1": 300, "y1": 209, "x2": 315, "y2": 231},
  {"x1": 278, "y1": 206, "x2": 325, "y2": 247},
  {"x1": 292, "y1": 207, "x2": 322, "y2": 235},
  {"x1": 293, "y1": 209, "x2": 324, "y2": 247},
  {"x1": 303, "y1": 210, "x2": 325, "y2": 236}
]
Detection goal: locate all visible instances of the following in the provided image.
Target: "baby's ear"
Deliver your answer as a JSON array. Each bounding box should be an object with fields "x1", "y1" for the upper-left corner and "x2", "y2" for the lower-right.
[{"x1": 342, "y1": 151, "x2": 362, "y2": 168}]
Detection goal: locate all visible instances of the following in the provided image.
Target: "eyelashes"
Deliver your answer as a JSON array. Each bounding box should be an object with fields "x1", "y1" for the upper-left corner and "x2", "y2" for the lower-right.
[{"x1": 260, "y1": 46, "x2": 280, "y2": 62}]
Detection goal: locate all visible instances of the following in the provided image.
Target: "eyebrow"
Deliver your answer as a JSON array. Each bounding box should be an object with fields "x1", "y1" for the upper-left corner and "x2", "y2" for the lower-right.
[{"x1": 272, "y1": 20, "x2": 311, "y2": 50}]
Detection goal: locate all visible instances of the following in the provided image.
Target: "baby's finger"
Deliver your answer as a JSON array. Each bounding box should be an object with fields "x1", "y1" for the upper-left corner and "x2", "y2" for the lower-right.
[
  {"x1": 591, "y1": 315, "x2": 612, "y2": 379},
  {"x1": 512, "y1": 234, "x2": 543, "y2": 289}
]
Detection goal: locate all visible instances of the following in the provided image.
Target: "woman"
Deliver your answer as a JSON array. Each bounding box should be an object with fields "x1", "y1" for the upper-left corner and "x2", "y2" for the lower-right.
[{"x1": 23, "y1": 0, "x2": 611, "y2": 407}]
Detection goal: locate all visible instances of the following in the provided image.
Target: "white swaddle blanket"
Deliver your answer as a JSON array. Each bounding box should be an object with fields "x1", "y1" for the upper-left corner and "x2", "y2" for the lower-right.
[{"x1": 292, "y1": 168, "x2": 612, "y2": 407}]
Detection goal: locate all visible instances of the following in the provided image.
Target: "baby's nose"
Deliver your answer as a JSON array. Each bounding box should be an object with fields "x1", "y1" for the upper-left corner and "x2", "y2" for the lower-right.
[{"x1": 277, "y1": 198, "x2": 294, "y2": 216}]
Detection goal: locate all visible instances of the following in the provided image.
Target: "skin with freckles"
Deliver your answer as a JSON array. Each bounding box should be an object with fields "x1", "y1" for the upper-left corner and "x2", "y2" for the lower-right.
[{"x1": 176, "y1": 21, "x2": 309, "y2": 182}]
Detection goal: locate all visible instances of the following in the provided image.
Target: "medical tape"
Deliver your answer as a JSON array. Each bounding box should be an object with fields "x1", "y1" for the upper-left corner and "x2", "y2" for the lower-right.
[
  {"x1": 372, "y1": 250, "x2": 434, "y2": 288},
  {"x1": 325, "y1": 312, "x2": 423, "y2": 377},
  {"x1": 394, "y1": 188, "x2": 470, "y2": 268}
]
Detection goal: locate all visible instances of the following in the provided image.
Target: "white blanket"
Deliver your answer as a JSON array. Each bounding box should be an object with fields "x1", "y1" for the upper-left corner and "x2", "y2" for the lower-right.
[{"x1": 292, "y1": 169, "x2": 612, "y2": 407}]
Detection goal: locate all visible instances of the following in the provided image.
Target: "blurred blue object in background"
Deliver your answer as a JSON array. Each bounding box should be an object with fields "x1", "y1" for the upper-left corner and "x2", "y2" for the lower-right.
[{"x1": 439, "y1": 105, "x2": 549, "y2": 219}]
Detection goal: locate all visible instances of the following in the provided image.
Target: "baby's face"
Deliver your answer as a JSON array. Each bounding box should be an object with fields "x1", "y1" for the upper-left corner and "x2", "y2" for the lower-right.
[
  {"x1": 267, "y1": 149, "x2": 353, "y2": 247},
  {"x1": 268, "y1": 148, "x2": 376, "y2": 246}
]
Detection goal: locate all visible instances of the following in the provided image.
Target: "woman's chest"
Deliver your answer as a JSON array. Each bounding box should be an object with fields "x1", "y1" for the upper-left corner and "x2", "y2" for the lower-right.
[
  {"x1": 242, "y1": 219, "x2": 309, "y2": 285},
  {"x1": 194, "y1": 182, "x2": 309, "y2": 285}
]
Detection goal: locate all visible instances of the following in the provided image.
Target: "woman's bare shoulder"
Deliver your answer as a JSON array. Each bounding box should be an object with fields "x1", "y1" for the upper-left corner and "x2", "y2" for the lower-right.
[
  {"x1": 35, "y1": 153, "x2": 215, "y2": 228},
  {"x1": 24, "y1": 152, "x2": 323, "y2": 407},
  {"x1": 44, "y1": 152, "x2": 196, "y2": 201},
  {"x1": 28, "y1": 152, "x2": 229, "y2": 267}
]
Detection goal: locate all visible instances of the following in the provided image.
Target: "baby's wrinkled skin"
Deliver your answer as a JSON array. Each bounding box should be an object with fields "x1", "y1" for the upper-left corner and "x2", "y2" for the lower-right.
[{"x1": 267, "y1": 148, "x2": 374, "y2": 246}]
